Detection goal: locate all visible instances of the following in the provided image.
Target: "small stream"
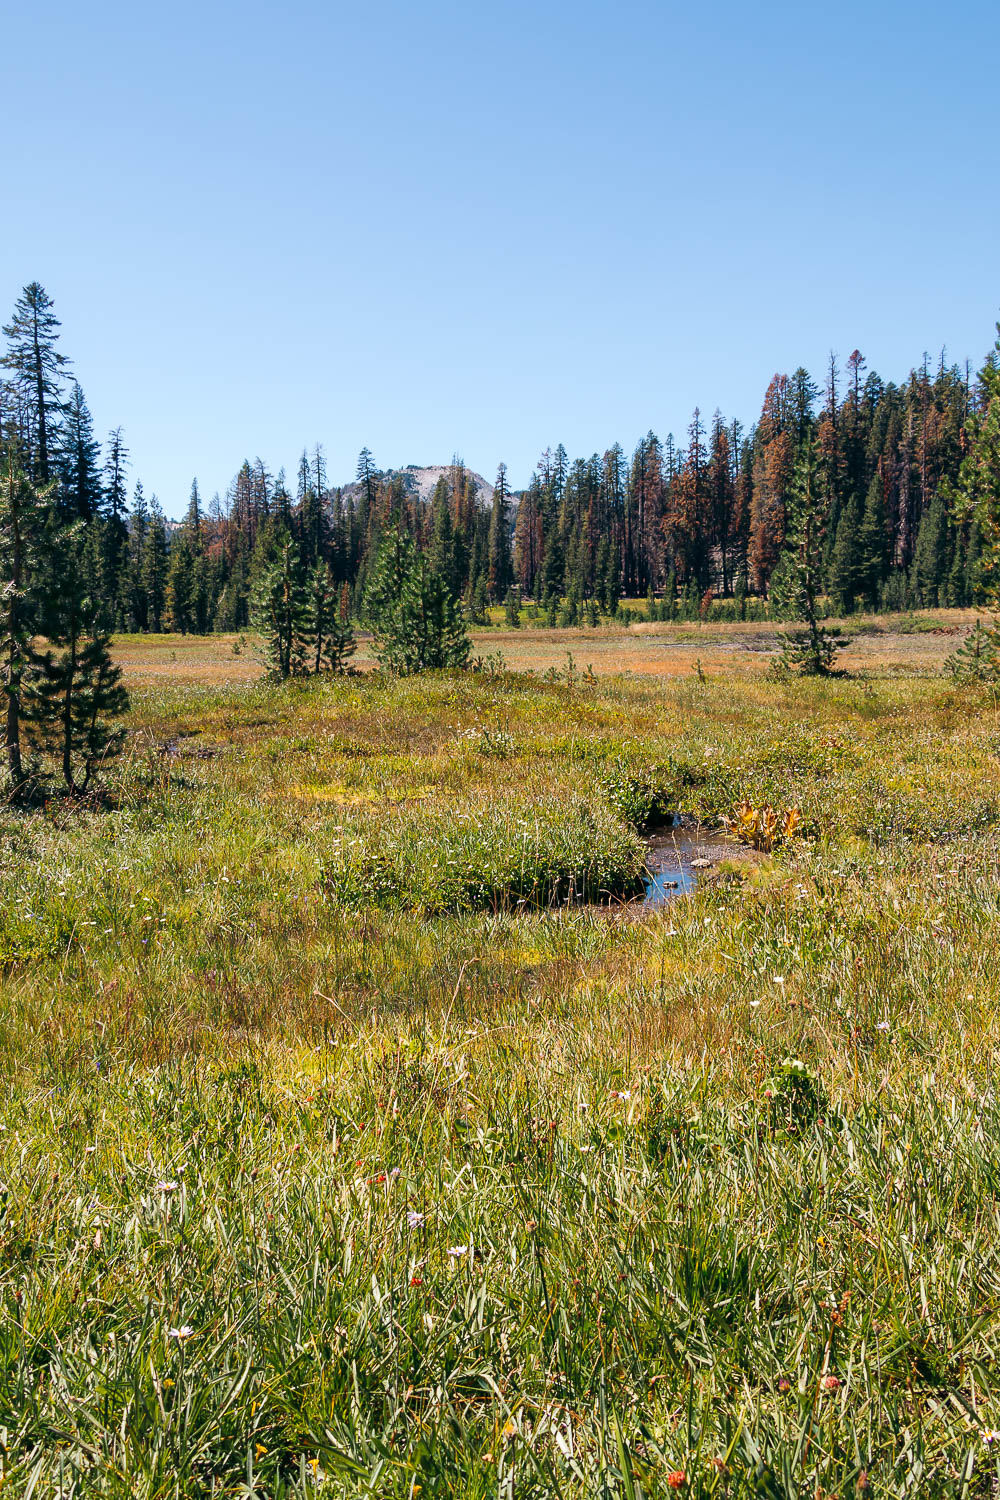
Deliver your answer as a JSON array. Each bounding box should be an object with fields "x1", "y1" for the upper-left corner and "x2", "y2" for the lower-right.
[{"x1": 642, "y1": 818, "x2": 740, "y2": 907}]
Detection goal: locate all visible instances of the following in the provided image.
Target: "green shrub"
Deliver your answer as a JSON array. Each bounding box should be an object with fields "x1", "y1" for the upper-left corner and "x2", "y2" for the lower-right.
[{"x1": 766, "y1": 1056, "x2": 827, "y2": 1131}]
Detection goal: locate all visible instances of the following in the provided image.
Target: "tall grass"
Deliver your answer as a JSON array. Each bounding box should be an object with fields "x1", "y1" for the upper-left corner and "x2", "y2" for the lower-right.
[{"x1": 0, "y1": 659, "x2": 998, "y2": 1494}]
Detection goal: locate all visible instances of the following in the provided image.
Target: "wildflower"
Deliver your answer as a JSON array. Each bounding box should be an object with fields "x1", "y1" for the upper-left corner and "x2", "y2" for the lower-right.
[
  {"x1": 876, "y1": 1021, "x2": 890, "y2": 1031},
  {"x1": 168, "y1": 1325, "x2": 195, "y2": 1341},
  {"x1": 820, "y1": 1374, "x2": 841, "y2": 1392},
  {"x1": 982, "y1": 1429, "x2": 1000, "y2": 1445},
  {"x1": 155, "y1": 1180, "x2": 178, "y2": 1194},
  {"x1": 525, "y1": 1219, "x2": 538, "y2": 1233},
  {"x1": 407, "y1": 1211, "x2": 425, "y2": 1228},
  {"x1": 255, "y1": 1444, "x2": 267, "y2": 1459},
  {"x1": 410, "y1": 1276, "x2": 423, "y2": 1287},
  {"x1": 610, "y1": 1089, "x2": 631, "y2": 1101},
  {"x1": 666, "y1": 1471, "x2": 686, "y2": 1488},
  {"x1": 774, "y1": 976, "x2": 785, "y2": 986},
  {"x1": 448, "y1": 1244, "x2": 470, "y2": 1257},
  {"x1": 778, "y1": 1378, "x2": 791, "y2": 1393}
]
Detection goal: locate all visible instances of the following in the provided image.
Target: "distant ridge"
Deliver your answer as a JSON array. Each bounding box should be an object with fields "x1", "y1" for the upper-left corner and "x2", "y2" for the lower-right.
[{"x1": 337, "y1": 463, "x2": 495, "y2": 508}]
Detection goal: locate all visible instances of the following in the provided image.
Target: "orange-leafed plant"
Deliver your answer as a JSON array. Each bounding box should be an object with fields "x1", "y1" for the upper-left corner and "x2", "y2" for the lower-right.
[{"x1": 725, "y1": 801, "x2": 801, "y2": 852}]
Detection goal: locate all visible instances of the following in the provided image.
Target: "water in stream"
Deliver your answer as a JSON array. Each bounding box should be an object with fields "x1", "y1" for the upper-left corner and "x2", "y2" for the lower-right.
[{"x1": 643, "y1": 819, "x2": 739, "y2": 907}]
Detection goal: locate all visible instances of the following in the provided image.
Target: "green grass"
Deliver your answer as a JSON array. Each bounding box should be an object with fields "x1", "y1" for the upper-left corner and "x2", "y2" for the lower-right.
[{"x1": 2, "y1": 660, "x2": 1000, "y2": 1495}]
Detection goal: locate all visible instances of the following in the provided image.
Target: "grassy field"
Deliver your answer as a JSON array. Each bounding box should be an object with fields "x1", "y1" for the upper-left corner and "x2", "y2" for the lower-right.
[{"x1": 2, "y1": 615, "x2": 1000, "y2": 1496}]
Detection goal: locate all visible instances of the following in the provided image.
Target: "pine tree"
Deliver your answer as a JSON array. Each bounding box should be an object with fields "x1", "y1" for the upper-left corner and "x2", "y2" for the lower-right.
[
  {"x1": 429, "y1": 476, "x2": 460, "y2": 596},
  {"x1": 469, "y1": 573, "x2": 489, "y2": 624},
  {"x1": 250, "y1": 535, "x2": 309, "y2": 679},
  {"x1": 103, "y1": 427, "x2": 130, "y2": 620},
  {"x1": 23, "y1": 523, "x2": 129, "y2": 795},
  {"x1": 0, "y1": 438, "x2": 48, "y2": 791},
  {"x1": 142, "y1": 496, "x2": 169, "y2": 631},
  {"x1": 912, "y1": 491, "x2": 948, "y2": 607},
  {"x1": 487, "y1": 463, "x2": 513, "y2": 602},
  {"x1": 856, "y1": 473, "x2": 887, "y2": 609},
  {"x1": 59, "y1": 383, "x2": 102, "y2": 520},
  {"x1": 956, "y1": 328, "x2": 1000, "y2": 606},
  {"x1": 167, "y1": 533, "x2": 196, "y2": 632},
  {"x1": 770, "y1": 435, "x2": 842, "y2": 674},
  {"x1": 2, "y1": 282, "x2": 69, "y2": 485},
  {"x1": 365, "y1": 525, "x2": 470, "y2": 673},
  {"x1": 127, "y1": 481, "x2": 150, "y2": 630},
  {"x1": 828, "y1": 492, "x2": 862, "y2": 614},
  {"x1": 307, "y1": 560, "x2": 355, "y2": 673},
  {"x1": 504, "y1": 584, "x2": 521, "y2": 628}
]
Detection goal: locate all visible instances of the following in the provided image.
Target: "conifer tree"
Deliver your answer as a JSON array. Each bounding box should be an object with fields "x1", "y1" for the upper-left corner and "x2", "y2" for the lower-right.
[
  {"x1": 912, "y1": 491, "x2": 949, "y2": 607},
  {"x1": 307, "y1": 560, "x2": 355, "y2": 673},
  {"x1": 142, "y1": 496, "x2": 169, "y2": 631},
  {"x1": 167, "y1": 533, "x2": 196, "y2": 632},
  {"x1": 103, "y1": 428, "x2": 130, "y2": 619},
  {"x1": 23, "y1": 522, "x2": 129, "y2": 795},
  {"x1": 770, "y1": 435, "x2": 842, "y2": 674},
  {"x1": 1, "y1": 282, "x2": 68, "y2": 484},
  {"x1": 504, "y1": 584, "x2": 521, "y2": 627},
  {"x1": 956, "y1": 328, "x2": 1000, "y2": 605},
  {"x1": 0, "y1": 437, "x2": 47, "y2": 790},
  {"x1": 127, "y1": 481, "x2": 149, "y2": 630},
  {"x1": 60, "y1": 383, "x2": 102, "y2": 520},
  {"x1": 365, "y1": 525, "x2": 470, "y2": 673},
  {"x1": 856, "y1": 473, "x2": 887, "y2": 608},
  {"x1": 429, "y1": 476, "x2": 460, "y2": 596},
  {"x1": 828, "y1": 492, "x2": 862, "y2": 614},
  {"x1": 487, "y1": 462, "x2": 513, "y2": 602},
  {"x1": 250, "y1": 534, "x2": 309, "y2": 678}
]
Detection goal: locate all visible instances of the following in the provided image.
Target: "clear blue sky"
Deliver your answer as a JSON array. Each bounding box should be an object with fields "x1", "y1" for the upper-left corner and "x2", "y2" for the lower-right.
[{"x1": 4, "y1": 0, "x2": 998, "y2": 514}]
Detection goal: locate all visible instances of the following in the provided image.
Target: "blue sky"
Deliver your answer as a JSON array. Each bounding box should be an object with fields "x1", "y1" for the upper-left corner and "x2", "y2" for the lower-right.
[{"x1": 3, "y1": 0, "x2": 998, "y2": 514}]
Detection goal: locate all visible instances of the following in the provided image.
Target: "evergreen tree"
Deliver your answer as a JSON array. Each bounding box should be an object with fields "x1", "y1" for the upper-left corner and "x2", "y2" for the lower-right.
[
  {"x1": 59, "y1": 383, "x2": 102, "y2": 520},
  {"x1": 127, "y1": 481, "x2": 150, "y2": 630},
  {"x1": 956, "y1": 328, "x2": 1000, "y2": 606},
  {"x1": 167, "y1": 533, "x2": 197, "y2": 632},
  {"x1": 856, "y1": 473, "x2": 887, "y2": 608},
  {"x1": 912, "y1": 491, "x2": 949, "y2": 607},
  {"x1": 504, "y1": 584, "x2": 522, "y2": 628},
  {"x1": 429, "y1": 476, "x2": 460, "y2": 596},
  {"x1": 250, "y1": 534, "x2": 309, "y2": 678},
  {"x1": 142, "y1": 496, "x2": 169, "y2": 631},
  {"x1": 770, "y1": 435, "x2": 842, "y2": 674},
  {"x1": 1, "y1": 282, "x2": 68, "y2": 484},
  {"x1": 828, "y1": 491, "x2": 862, "y2": 614},
  {"x1": 469, "y1": 573, "x2": 489, "y2": 624},
  {"x1": 103, "y1": 427, "x2": 130, "y2": 619},
  {"x1": 487, "y1": 463, "x2": 513, "y2": 602},
  {"x1": 23, "y1": 523, "x2": 129, "y2": 795},
  {"x1": 0, "y1": 438, "x2": 48, "y2": 791},
  {"x1": 307, "y1": 560, "x2": 355, "y2": 673},
  {"x1": 365, "y1": 525, "x2": 470, "y2": 673}
]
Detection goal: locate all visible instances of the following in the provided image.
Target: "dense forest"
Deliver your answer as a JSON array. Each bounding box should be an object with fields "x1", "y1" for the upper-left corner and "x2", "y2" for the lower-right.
[{"x1": 2, "y1": 282, "x2": 999, "y2": 645}]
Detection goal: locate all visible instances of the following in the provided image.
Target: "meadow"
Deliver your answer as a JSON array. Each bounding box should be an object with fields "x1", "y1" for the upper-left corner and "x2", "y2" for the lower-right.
[{"x1": 2, "y1": 613, "x2": 1000, "y2": 1497}]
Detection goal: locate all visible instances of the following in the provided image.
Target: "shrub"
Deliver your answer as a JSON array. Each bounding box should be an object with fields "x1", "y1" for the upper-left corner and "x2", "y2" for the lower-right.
[{"x1": 766, "y1": 1056, "x2": 827, "y2": 1131}]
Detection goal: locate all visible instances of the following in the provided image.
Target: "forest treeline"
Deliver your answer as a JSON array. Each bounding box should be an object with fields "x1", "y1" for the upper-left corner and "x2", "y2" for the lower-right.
[{"x1": 3, "y1": 282, "x2": 1000, "y2": 644}]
